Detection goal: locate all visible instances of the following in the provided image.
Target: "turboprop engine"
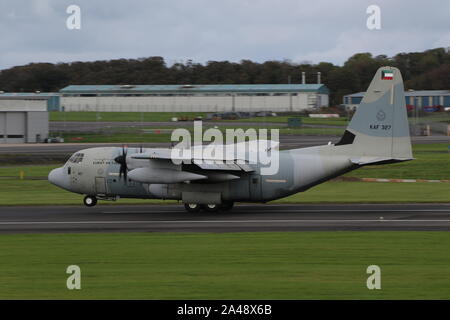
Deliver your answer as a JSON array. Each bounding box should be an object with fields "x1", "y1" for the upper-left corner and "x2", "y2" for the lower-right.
[{"x1": 128, "y1": 167, "x2": 206, "y2": 184}]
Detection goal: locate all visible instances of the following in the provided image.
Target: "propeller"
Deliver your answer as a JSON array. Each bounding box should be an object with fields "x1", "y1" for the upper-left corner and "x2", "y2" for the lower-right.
[{"x1": 114, "y1": 145, "x2": 128, "y2": 182}]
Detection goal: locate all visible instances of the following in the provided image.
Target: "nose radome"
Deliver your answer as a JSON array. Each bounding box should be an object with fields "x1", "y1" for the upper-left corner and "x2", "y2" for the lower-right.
[
  {"x1": 48, "y1": 168, "x2": 60, "y2": 184},
  {"x1": 48, "y1": 167, "x2": 70, "y2": 190}
]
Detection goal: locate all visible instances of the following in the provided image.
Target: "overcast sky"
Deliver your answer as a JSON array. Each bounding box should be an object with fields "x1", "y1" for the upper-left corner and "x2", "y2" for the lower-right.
[{"x1": 0, "y1": 0, "x2": 448, "y2": 69}]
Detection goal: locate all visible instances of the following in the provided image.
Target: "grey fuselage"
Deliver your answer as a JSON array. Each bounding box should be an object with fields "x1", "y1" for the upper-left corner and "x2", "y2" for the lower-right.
[{"x1": 50, "y1": 145, "x2": 356, "y2": 203}]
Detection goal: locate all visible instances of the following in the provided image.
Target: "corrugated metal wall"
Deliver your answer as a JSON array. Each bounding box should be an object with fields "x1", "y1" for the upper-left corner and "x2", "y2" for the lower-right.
[
  {"x1": 0, "y1": 112, "x2": 25, "y2": 143},
  {"x1": 443, "y1": 96, "x2": 450, "y2": 107},
  {"x1": 60, "y1": 92, "x2": 328, "y2": 112},
  {"x1": 0, "y1": 100, "x2": 49, "y2": 143}
]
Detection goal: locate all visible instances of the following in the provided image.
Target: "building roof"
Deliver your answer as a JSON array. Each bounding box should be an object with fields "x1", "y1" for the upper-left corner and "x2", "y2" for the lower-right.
[
  {"x1": 345, "y1": 90, "x2": 450, "y2": 98},
  {"x1": 0, "y1": 92, "x2": 59, "y2": 99},
  {"x1": 60, "y1": 84, "x2": 329, "y2": 94}
]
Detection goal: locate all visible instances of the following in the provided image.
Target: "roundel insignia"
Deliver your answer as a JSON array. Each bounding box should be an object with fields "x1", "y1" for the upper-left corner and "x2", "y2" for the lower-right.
[{"x1": 376, "y1": 110, "x2": 386, "y2": 121}]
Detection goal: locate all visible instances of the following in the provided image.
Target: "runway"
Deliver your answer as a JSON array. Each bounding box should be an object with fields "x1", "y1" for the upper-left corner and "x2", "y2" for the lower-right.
[{"x1": 1, "y1": 203, "x2": 450, "y2": 233}]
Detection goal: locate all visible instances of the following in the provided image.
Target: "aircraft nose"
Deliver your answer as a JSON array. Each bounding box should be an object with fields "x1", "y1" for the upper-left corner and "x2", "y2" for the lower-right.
[{"x1": 48, "y1": 167, "x2": 71, "y2": 190}]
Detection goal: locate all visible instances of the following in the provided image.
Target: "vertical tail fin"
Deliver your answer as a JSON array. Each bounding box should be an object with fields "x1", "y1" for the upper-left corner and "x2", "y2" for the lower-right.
[{"x1": 336, "y1": 66, "x2": 413, "y2": 164}]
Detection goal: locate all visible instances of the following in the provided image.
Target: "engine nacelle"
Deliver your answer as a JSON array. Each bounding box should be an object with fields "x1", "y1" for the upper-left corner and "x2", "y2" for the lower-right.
[{"x1": 128, "y1": 167, "x2": 206, "y2": 184}]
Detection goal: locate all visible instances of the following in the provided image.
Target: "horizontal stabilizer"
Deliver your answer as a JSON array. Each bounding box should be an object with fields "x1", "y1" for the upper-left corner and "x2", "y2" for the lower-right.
[{"x1": 351, "y1": 157, "x2": 414, "y2": 166}]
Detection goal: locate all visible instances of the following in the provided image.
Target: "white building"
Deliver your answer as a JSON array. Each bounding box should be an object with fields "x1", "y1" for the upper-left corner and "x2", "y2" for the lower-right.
[{"x1": 59, "y1": 84, "x2": 330, "y2": 112}]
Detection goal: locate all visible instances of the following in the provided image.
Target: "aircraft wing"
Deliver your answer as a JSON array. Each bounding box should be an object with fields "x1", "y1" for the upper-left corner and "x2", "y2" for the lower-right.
[
  {"x1": 192, "y1": 160, "x2": 254, "y2": 172},
  {"x1": 130, "y1": 148, "x2": 178, "y2": 160},
  {"x1": 127, "y1": 147, "x2": 254, "y2": 184},
  {"x1": 131, "y1": 148, "x2": 254, "y2": 172}
]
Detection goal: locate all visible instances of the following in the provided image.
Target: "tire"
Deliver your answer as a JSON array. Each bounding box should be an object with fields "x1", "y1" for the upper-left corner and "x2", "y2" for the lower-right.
[
  {"x1": 202, "y1": 204, "x2": 220, "y2": 212},
  {"x1": 83, "y1": 195, "x2": 97, "y2": 207},
  {"x1": 184, "y1": 203, "x2": 201, "y2": 213},
  {"x1": 220, "y1": 202, "x2": 234, "y2": 211}
]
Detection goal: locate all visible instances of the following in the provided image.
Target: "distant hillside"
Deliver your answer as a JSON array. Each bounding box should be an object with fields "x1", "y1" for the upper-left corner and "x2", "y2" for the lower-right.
[{"x1": 0, "y1": 48, "x2": 449, "y2": 106}]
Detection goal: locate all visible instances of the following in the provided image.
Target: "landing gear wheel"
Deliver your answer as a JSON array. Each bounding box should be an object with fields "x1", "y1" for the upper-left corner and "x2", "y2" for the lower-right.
[
  {"x1": 184, "y1": 203, "x2": 201, "y2": 213},
  {"x1": 202, "y1": 204, "x2": 220, "y2": 212},
  {"x1": 220, "y1": 202, "x2": 234, "y2": 211},
  {"x1": 83, "y1": 195, "x2": 97, "y2": 207}
]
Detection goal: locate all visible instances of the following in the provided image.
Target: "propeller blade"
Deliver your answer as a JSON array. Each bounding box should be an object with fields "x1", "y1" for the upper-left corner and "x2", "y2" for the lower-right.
[{"x1": 114, "y1": 145, "x2": 129, "y2": 183}]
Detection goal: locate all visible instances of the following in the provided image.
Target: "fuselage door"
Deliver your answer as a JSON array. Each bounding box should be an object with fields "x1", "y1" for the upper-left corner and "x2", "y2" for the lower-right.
[
  {"x1": 95, "y1": 177, "x2": 107, "y2": 195},
  {"x1": 249, "y1": 174, "x2": 262, "y2": 201}
]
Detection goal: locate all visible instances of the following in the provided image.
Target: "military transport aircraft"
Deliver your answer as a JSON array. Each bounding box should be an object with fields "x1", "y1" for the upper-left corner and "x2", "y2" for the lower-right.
[{"x1": 49, "y1": 67, "x2": 413, "y2": 212}]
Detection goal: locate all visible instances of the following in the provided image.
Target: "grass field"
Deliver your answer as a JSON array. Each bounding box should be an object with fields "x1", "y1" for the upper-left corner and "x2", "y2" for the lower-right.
[
  {"x1": 61, "y1": 131, "x2": 174, "y2": 143},
  {"x1": 50, "y1": 111, "x2": 351, "y2": 126},
  {"x1": 0, "y1": 231, "x2": 449, "y2": 299},
  {"x1": 0, "y1": 178, "x2": 449, "y2": 206},
  {"x1": 50, "y1": 112, "x2": 209, "y2": 122},
  {"x1": 56, "y1": 127, "x2": 344, "y2": 143},
  {"x1": 344, "y1": 143, "x2": 450, "y2": 180},
  {"x1": 233, "y1": 116, "x2": 349, "y2": 126},
  {"x1": 0, "y1": 165, "x2": 61, "y2": 178}
]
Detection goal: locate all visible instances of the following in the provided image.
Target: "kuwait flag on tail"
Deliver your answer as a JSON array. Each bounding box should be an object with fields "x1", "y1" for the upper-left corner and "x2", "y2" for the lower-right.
[{"x1": 381, "y1": 70, "x2": 394, "y2": 80}]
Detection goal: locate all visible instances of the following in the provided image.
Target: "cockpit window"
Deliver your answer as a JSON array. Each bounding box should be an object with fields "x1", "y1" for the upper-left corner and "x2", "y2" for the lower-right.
[{"x1": 68, "y1": 153, "x2": 84, "y2": 163}]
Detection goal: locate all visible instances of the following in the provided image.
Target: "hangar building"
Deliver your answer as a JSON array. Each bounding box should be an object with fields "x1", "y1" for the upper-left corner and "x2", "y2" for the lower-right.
[
  {"x1": 59, "y1": 84, "x2": 330, "y2": 112},
  {"x1": 343, "y1": 90, "x2": 450, "y2": 110},
  {"x1": 0, "y1": 95, "x2": 49, "y2": 143},
  {"x1": 0, "y1": 92, "x2": 60, "y2": 111}
]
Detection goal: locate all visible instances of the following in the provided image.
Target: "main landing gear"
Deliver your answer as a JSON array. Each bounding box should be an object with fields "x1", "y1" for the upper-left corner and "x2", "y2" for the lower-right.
[
  {"x1": 184, "y1": 203, "x2": 201, "y2": 212},
  {"x1": 183, "y1": 202, "x2": 234, "y2": 213},
  {"x1": 83, "y1": 195, "x2": 97, "y2": 207}
]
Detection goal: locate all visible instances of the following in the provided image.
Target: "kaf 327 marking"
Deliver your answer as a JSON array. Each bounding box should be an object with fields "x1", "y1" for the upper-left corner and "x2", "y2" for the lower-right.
[{"x1": 370, "y1": 124, "x2": 391, "y2": 130}]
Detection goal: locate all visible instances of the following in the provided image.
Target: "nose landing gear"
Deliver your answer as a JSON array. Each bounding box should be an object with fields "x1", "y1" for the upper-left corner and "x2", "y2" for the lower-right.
[{"x1": 83, "y1": 195, "x2": 97, "y2": 207}]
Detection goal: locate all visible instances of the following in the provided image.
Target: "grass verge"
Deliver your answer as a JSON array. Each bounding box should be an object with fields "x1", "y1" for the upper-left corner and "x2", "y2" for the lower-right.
[
  {"x1": 0, "y1": 231, "x2": 449, "y2": 299},
  {"x1": 0, "y1": 179, "x2": 448, "y2": 206}
]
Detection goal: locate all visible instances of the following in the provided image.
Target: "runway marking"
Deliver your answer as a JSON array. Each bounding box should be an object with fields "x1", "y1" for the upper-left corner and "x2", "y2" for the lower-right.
[
  {"x1": 1, "y1": 219, "x2": 450, "y2": 225},
  {"x1": 102, "y1": 209, "x2": 450, "y2": 214},
  {"x1": 103, "y1": 210, "x2": 182, "y2": 214}
]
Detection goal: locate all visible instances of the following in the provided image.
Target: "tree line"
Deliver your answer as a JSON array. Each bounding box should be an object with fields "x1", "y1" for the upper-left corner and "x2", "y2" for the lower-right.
[{"x1": 0, "y1": 47, "x2": 449, "y2": 106}]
